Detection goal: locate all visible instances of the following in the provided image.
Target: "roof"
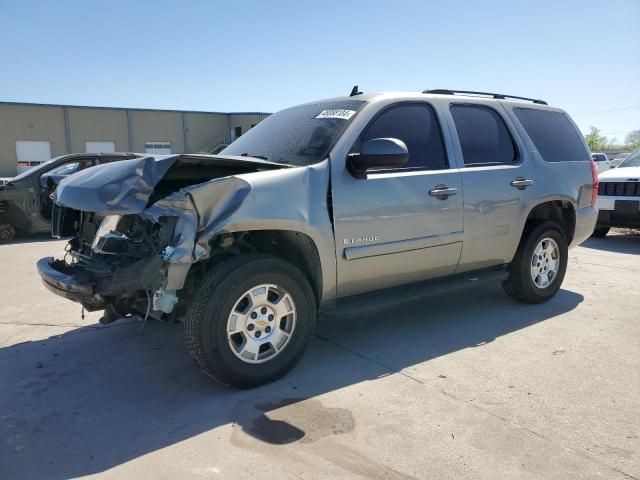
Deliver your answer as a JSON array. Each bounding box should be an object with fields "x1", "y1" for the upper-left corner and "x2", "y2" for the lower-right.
[{"x1": 296, "y1": 90, "x2": 555, "y2": 110}]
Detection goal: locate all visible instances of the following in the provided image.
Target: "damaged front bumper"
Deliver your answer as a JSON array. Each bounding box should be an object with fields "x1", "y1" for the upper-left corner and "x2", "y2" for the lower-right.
[{"x1": 37, "y1": 255, "x2": 165, "y2": 312}]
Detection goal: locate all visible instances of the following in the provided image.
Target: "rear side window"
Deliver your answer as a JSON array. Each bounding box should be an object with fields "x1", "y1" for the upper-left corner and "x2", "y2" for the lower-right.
[
  {"x1": 450, "y1": 105, "x2": 517, "y2": 166},
  {"x1": 514, "y1": 108, "x2": 590, "y2": 162},
  {"x1": 360, "y1": 103, "x2": 448, "y2": 170}
]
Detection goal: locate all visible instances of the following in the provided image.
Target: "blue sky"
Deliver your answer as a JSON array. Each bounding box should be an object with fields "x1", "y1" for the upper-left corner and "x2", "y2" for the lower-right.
[{"x1": 1, "y1": 0, "x2": 638, "y2": 141}]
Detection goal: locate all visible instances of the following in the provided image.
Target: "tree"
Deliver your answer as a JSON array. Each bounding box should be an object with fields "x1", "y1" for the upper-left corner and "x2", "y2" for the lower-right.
[
  {"x1": 585, "y1": 126, "x2": 608, "y2": 151},
  {"x1": 625, "y1": 130, "x2": 640, "y2": 149}
]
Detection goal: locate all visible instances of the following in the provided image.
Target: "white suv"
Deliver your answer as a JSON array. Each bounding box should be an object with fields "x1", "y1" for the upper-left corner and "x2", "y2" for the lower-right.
[{"x1": 593, "y1": 147, "x2": 640, "y2": 237}]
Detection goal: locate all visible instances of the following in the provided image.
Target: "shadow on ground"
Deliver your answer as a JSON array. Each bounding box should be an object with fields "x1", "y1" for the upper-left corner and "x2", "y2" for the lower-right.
[
  {"x1": 0, "y1": 284, "x2": 583, "y2": 479},
  {"x1": 580, "y1": 231, "x2": 639, "y2": 255},
  {"x1": 0, "y1": 233, "x2": 57, "y2": 246}
]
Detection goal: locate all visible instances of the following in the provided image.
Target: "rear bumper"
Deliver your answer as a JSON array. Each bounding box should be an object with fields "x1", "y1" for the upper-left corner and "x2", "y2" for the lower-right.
[
  {"x1": 37, "y1": 257, "x2": 107, "y2": 310},
  {"x1": 571, "y1": 206, "x2": 598, "y2": 247}
]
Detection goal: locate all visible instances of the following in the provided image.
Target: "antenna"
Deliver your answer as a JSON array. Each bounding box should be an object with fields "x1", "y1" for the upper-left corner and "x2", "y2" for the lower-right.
[{"x1": 350, "y1": 85, "x2": 362, "y2": 97}]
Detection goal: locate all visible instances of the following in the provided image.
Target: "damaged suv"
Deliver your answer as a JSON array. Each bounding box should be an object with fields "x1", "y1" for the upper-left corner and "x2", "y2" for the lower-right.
[{"x1": 38, "y1": 89, "x2": 598, "y2": 387}]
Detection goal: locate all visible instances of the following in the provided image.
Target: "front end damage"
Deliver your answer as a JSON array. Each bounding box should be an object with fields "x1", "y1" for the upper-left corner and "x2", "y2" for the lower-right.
[{"x1": 37, "y1": 154, "x2": 288, "y2": 323}]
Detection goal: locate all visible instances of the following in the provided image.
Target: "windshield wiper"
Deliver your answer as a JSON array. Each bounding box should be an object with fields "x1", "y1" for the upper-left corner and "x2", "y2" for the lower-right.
[{"x1": 240, "y1": 153, "x2": 269, "y2": 161}]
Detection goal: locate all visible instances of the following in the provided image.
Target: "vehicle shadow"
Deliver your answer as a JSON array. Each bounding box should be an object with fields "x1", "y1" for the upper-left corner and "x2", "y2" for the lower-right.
[
  {"x1": 580, "y1": 231, "x2": 639, "y2": 255},
  {"x1": 0, "y1": 283, "x2": 583, "y2": 479},
  {"x1": 0, "y1": 233, "x2": 58, "y2": 246}
]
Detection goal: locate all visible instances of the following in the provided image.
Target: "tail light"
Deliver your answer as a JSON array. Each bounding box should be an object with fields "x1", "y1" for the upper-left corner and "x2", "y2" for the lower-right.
[{"x1": 590, "y1": 159, "x2": 599, "y2": 206}]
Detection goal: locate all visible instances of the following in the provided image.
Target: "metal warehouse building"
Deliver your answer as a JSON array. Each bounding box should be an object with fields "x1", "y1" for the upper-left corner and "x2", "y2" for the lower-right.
[{"x1": 0, "y1": 102, "x2": 269, "y2": 176}]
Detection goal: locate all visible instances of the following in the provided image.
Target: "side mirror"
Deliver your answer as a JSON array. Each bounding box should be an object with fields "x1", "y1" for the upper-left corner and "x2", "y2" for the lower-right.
[{"x1": 347, "y1": 138, "x2": 408, "y2": 178}]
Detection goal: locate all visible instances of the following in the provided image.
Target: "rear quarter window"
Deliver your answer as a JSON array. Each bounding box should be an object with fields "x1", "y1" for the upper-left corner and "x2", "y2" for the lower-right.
[{"x1": 514, "y1": 108, "x2": 590, "y2": 163}]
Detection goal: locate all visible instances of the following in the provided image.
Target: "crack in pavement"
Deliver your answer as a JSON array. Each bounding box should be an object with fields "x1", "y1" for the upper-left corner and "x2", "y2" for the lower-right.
[
  {"x1": 0, "y1": 321, "x2": 87, "y2": 328},
  {"x1": 314, "y1": 332, "x2": 639, "y2": 480},
  {"x1": 572, "y1": 260, "x2": 639, "y2": 272}
]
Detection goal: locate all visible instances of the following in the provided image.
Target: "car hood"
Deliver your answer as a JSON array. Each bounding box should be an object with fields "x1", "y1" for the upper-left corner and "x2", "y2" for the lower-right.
[
  {"x1": 599, "y1": 165, "x2": 640, "y2": 181},
  {"x1": 55, "y1": 154, "x2": 288, "y2": 215}
]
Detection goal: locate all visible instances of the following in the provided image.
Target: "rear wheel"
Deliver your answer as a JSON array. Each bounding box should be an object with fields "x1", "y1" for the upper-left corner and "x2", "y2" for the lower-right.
[
  {"x1": 591, "y1": 226, "x2": 610, "y2": 238},
  {"x1": 0, "y1": 224, "x2": 16, "y2": 243},
  {"x1": 184, "y1": 254, "x2": 316, "y2": 388},
  {"x1": 502, "y1": 221, "x2": 568, "y2": 304}
]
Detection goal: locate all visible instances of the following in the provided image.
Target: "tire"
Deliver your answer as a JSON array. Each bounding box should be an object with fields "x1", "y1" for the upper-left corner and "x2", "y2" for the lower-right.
[
  {"x1": 0, "y1": 224, "x2": 16, "y2": 243},
  {"x1": 184, "y1": 254, "x2": 316, "y2": 388},
  {"x1": 502, "y1": 221, "x2": 568, "y2": 304},
  {"x1": 591, "y1": 226, "x2": 610, "y2": 238}
]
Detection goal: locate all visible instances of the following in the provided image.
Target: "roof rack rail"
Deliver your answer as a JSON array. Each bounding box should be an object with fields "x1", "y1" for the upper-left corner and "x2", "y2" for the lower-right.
[{"x1": 423, "y1": 89, "x2": 548, "y2": 105}]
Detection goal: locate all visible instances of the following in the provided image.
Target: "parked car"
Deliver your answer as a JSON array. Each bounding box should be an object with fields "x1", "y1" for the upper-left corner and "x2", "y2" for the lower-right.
[
  {"x1": 592, "y1": 152, "x2": 613, "y2": 173},
  {"x1": 37, "y1": 89, "x2": 597, "y2": 387},
  {"x1": 592, "y1": 147, "x2": 640, "y2": 237},
  {"x1": 0, "y1": 153, "x2": 138, "y2": 242},
  {"x1": 610, "y1": 153, "x2": 630, "y2": 168}
]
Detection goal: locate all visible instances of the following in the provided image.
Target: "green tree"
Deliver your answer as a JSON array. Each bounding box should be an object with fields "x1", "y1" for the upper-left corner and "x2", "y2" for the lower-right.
[
  {"x1": 584, "y1": 126, "x2": 608, "y2": 151},
  {"x1": 625, "y1": 130, "x2": 640, "y2": 149}
]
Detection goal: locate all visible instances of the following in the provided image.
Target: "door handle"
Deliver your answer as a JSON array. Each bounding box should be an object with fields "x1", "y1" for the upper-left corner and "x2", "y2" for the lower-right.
[
  {"x1": 510, "y1": 177, "x2": 534, "y2": 190},
  {"x1": 429, "y1": 185, "x2": 458, "y2": 199}
]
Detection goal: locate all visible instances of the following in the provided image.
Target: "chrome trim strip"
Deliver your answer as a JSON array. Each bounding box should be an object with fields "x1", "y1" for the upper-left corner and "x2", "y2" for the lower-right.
[{"x1": 344, "y1": 232, "x2": 464, "y2": 261}]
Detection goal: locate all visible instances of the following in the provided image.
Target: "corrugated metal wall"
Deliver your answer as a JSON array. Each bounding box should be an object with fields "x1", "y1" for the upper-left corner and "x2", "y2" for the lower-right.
[
  {"x1": 0, "y1": 104, "x2": 67, "y2": 175},
  {"x1": 184, "y1": 113, "x2": 229, "y2": 152},
  {"x1": 67, "y1": 107, "x2": 129, "y2": 153},
  {"x1": 230, "y1": 113, "x2": 266, "y2": 138},
  {"x1": 129, "y1": 110, "x2": 185, "y2": 154},
  {"x1": 0, "y1": 103, "x2": 268, "y2": 176}
]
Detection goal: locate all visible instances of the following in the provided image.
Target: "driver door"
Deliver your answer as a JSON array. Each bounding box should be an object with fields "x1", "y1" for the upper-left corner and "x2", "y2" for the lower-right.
[{"x1": 331, "y1": 102, "x2": 464, "y2": 297}]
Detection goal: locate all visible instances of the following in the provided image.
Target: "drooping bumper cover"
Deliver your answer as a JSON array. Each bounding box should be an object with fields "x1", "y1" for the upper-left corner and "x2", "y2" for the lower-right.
[
  {"x1": 37, "y1": 257, "x2": 100, "y2": 308},
  {"x1": 37, "y1": 255, "x2": 166, "y2": 311}
]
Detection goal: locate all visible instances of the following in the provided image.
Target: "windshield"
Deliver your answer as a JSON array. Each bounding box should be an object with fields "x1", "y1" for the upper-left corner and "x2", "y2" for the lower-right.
[
  {"x1": 45, "y1": 162, "x2": 80, "y2": 177},
  {"x1": 221, "y1": 99, "x2": 365, "y2": 166},
  {"x1": 619, "y1": 148, "x2": 640, "y2": 168}
]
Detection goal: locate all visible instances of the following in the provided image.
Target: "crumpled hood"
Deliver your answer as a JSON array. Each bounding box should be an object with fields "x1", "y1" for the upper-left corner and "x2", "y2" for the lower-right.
[
  {"x1": 599, "y1": 165, "x2": 640, "y2": 181},
  {"x1": 55, "y1": 154, "x2": 286, "y2": 215},
  {"x1": 56, "y1": 156, "x2": 177, "y2": 215}
]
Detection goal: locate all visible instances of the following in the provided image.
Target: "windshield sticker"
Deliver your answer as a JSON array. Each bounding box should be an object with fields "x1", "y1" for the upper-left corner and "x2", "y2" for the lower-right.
[{"x1": 315, "y1": 109, "x2": 356, "y2": 120}]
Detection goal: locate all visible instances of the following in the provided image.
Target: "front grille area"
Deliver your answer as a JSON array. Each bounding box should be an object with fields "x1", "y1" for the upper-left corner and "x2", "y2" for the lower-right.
[{"x1": 598, "y1": 181, "x2": 640, "y2": 197}]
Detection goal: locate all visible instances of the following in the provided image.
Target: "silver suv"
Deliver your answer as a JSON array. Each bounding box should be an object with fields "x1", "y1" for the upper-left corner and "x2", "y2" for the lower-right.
[{"x1": 37, "y1": 89, "x2": 598, "y2": 387}]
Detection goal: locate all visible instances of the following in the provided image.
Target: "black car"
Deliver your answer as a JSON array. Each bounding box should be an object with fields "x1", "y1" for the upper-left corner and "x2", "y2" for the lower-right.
[{"x1": 0, "y1": 153, "x2": 138, "y2": 242}]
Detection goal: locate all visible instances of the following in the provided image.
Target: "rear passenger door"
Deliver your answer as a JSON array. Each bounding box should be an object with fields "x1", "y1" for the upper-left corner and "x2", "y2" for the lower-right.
[
  {"x1": 331, "y1": 101, "x2": 464, "y2": 297},
  {"x1": 444, "y1": 101, "x2": 538, "y2": 272}
]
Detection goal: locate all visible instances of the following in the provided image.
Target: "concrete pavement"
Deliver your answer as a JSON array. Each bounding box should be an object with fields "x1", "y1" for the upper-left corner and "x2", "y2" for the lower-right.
[{"x1": 0, "y1": 232, "x2": 638, "y2": 479}]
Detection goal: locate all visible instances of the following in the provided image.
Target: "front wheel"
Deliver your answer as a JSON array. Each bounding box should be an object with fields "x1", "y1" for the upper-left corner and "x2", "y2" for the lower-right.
[
  {"x1": 184, "y1": 254, "x2": 316, "y2": 388},
  {"x1": 502, "y1": 221, "x2": 568, "y2": 304},
  {"x1": 0, "y1": 223, "x2": 16, "y2": 243}
]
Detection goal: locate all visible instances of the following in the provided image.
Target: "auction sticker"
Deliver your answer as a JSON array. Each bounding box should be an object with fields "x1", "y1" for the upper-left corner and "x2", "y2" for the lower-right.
[{"x1": 315, "y1": 109, "x2": 356, "y2": 120}]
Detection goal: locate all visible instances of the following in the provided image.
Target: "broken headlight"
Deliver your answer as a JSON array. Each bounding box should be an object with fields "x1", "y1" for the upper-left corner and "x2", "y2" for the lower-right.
[{"x1": 91, "y1": 215, "x2": 128, "y2": 255}]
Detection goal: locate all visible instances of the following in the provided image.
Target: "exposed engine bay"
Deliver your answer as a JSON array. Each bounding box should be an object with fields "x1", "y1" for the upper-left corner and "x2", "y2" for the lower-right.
[{"x1": 38, "y1": 154, "x2": 295, "y2": 323}]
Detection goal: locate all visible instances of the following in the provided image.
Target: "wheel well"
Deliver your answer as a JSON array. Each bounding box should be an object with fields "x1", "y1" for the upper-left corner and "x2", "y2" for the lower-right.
[
  {"x1": 204, "y1": 230, "x2": 323, "y2": 304},
  {"x1": 524, "y1": 201, "x2": 575, "y2": 243}
]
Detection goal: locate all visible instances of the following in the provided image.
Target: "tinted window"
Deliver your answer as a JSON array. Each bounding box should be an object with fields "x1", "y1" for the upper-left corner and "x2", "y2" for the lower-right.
[
  {"x1": 222, "y1": 100, "x2": 365, "y2": 166},
  {"x1": 360, "y1": 103, "x2": 447, "y2": 170},
  {"x1": 592, "y1": 154, "x2": 607, "y2": 162},
  {"x1": 450, "y1": 105, "x2": 516, "y2": 165},
  {"x1": 514, "y1": 108, "x2": 590, "y2": 163}
]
